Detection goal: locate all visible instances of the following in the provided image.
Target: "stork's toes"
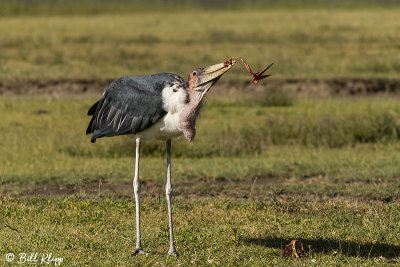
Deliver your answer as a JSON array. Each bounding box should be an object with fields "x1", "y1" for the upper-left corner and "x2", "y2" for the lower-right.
[
  {"x1": 167, "y1": 249, "x2": 178, "y2": 256},
  {"x1": 134, "y1": 249, "x2": 149, "y2": 256}
]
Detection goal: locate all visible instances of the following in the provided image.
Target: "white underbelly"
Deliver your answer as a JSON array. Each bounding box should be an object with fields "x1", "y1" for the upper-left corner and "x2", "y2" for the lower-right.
[{"x1": 136, "y1": 112, "x2": 183, "y2": 140}]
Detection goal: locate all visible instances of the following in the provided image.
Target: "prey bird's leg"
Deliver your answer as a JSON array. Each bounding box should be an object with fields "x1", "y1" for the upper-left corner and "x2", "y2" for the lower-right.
[
  {"x1": 166, "y1": 139, "x2": 177, "y2": 256},
  {"x1": 133, "y1": 137, "x2": 147, "y2": 255}
]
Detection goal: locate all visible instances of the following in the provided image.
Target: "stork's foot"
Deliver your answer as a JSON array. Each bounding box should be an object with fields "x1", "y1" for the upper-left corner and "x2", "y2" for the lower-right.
[
  {"x1": 134, "y1": 249, "x2": 149, "y2": 256},
  {"x1": 167, "y1": 249, "x2": 178, "y2": 256}
]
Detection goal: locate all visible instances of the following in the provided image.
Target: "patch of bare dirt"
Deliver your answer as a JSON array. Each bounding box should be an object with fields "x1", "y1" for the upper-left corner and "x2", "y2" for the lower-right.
[
  {"x1": 211, "y1": 78, "x2": 400, "y2": 99},
  {"x1": 8, "y1": 175, "x2": 397, "y2": 203},
  {"x1": 1, "y1": 78, "x2": 400, "y2": 97},
  {"x1": 12, "y1": 176, "x2": 285, "y2": 199}
]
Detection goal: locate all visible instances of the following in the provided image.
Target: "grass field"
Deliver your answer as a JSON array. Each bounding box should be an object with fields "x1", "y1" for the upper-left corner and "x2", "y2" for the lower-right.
[
  {"x1": 1, "y1": 3, "x2": 400, "y2": 266},
  {"x1": 1, "y1": 96, "x2": 400, "y2": 265},
  {"x1": 1, "y1": 96, "x2": 400, "y2": 192},
  {"x1": 1, "y1": 9, "x2": 400, "y2": 85},
  {"x1": 2, "y1": 198, "x2": 399, "y2": 266}
]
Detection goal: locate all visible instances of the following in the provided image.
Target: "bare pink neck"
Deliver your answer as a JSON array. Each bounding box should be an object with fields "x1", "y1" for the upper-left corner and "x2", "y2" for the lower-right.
[{"x1": 179, "y1": 91, "x2": 202, "y2": 142}]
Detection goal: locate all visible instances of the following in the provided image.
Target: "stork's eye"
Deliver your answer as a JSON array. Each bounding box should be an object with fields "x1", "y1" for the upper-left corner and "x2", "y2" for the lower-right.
[{"x1": 192, "y1": 71, "x2": 197, "y2": 76}]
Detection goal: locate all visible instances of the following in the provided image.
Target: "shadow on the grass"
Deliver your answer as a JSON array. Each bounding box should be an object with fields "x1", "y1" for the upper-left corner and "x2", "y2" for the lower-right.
[{"x1": 242, "y1": 237, "x2": 400, "y2": 259}]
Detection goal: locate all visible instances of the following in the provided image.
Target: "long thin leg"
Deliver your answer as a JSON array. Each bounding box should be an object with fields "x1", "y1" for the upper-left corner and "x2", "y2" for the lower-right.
[
  {"x1": 166, "y1": 139, "x2": 177, "y2": 256},
  {"x1": 133, "y1": 138, "x2": 147, "y2": 255}
]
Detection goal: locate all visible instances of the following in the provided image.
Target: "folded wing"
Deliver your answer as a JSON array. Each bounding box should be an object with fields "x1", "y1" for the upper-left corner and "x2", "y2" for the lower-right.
[{"x1": 86, "y1": 75, "x2": 169, "y2": 143}]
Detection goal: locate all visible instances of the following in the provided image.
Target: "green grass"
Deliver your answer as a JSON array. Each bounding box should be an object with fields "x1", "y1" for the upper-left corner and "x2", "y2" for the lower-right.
[
  {"x1": 1, "y1": 96, "x2": 399, "y2": 195},
  {"x1": 1, "y1": 198, "x2": 399, "y2": 266},
  {"x1": 1, "y1": 96, "x2": 400, "y2": 265},
  {"x1": 1, "y1": 9, "x2": 400, "y2": 84}
]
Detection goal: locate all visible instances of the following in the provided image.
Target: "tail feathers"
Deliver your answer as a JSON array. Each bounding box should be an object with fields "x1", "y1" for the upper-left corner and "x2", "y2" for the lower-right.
[
  {"x1": 87, "y1": 97, "x2": 124, "y2": 143},
  {"x1": 87, "y1": 100, "x2": 100, "y2": 115},
  {"x1": 86, "y1": 99, "x2": 100, "y2": 142},
  {"x1": 86, "y1": 117, "x2": 95, "y2": 135},
  {"x1": 86, "y1": 98, "x2": 103, "y2": 137}
]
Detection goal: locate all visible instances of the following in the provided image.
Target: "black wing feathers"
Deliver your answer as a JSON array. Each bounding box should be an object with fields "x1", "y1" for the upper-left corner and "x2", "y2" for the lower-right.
[
  {"x1": 87, "y1": 99, "x2": 100, "y2": 115},
  {"x1": 86, "y1": 74, "x2": 178, "y2": 143}
]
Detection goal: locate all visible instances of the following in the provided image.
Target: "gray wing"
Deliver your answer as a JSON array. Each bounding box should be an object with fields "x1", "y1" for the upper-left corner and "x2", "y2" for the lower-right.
[{"x1": 86, "y1": 74, "x2": 174, "y2": 143}]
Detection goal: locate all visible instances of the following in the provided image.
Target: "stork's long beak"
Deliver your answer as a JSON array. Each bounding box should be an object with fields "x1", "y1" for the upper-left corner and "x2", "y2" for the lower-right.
[{"x1": 189, "y1": 61, "x2": 236, "y2": 91}]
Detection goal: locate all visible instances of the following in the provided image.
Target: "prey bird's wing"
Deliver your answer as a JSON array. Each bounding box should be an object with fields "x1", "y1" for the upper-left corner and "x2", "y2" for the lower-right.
[
  {"x1": 87, "y1": 75, "x2": 169, "y2": 142},
  {"x1": 251, "y1": 63, "x2": 274, "y2": 83},
  {"x1": 254, "y1": 63, "x2": 274, "y2": 78}
]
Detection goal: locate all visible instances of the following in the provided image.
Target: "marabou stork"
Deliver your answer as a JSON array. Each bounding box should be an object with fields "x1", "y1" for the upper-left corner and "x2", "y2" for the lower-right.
[{"x1": 86, "y1": 60, "x2": 235, "y2": 255}]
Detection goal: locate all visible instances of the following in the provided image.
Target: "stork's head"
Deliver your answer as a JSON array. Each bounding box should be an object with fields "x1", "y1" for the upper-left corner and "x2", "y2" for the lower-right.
[{"x1": 188, "y1": 60, "x2": 235, "y2": 102}]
